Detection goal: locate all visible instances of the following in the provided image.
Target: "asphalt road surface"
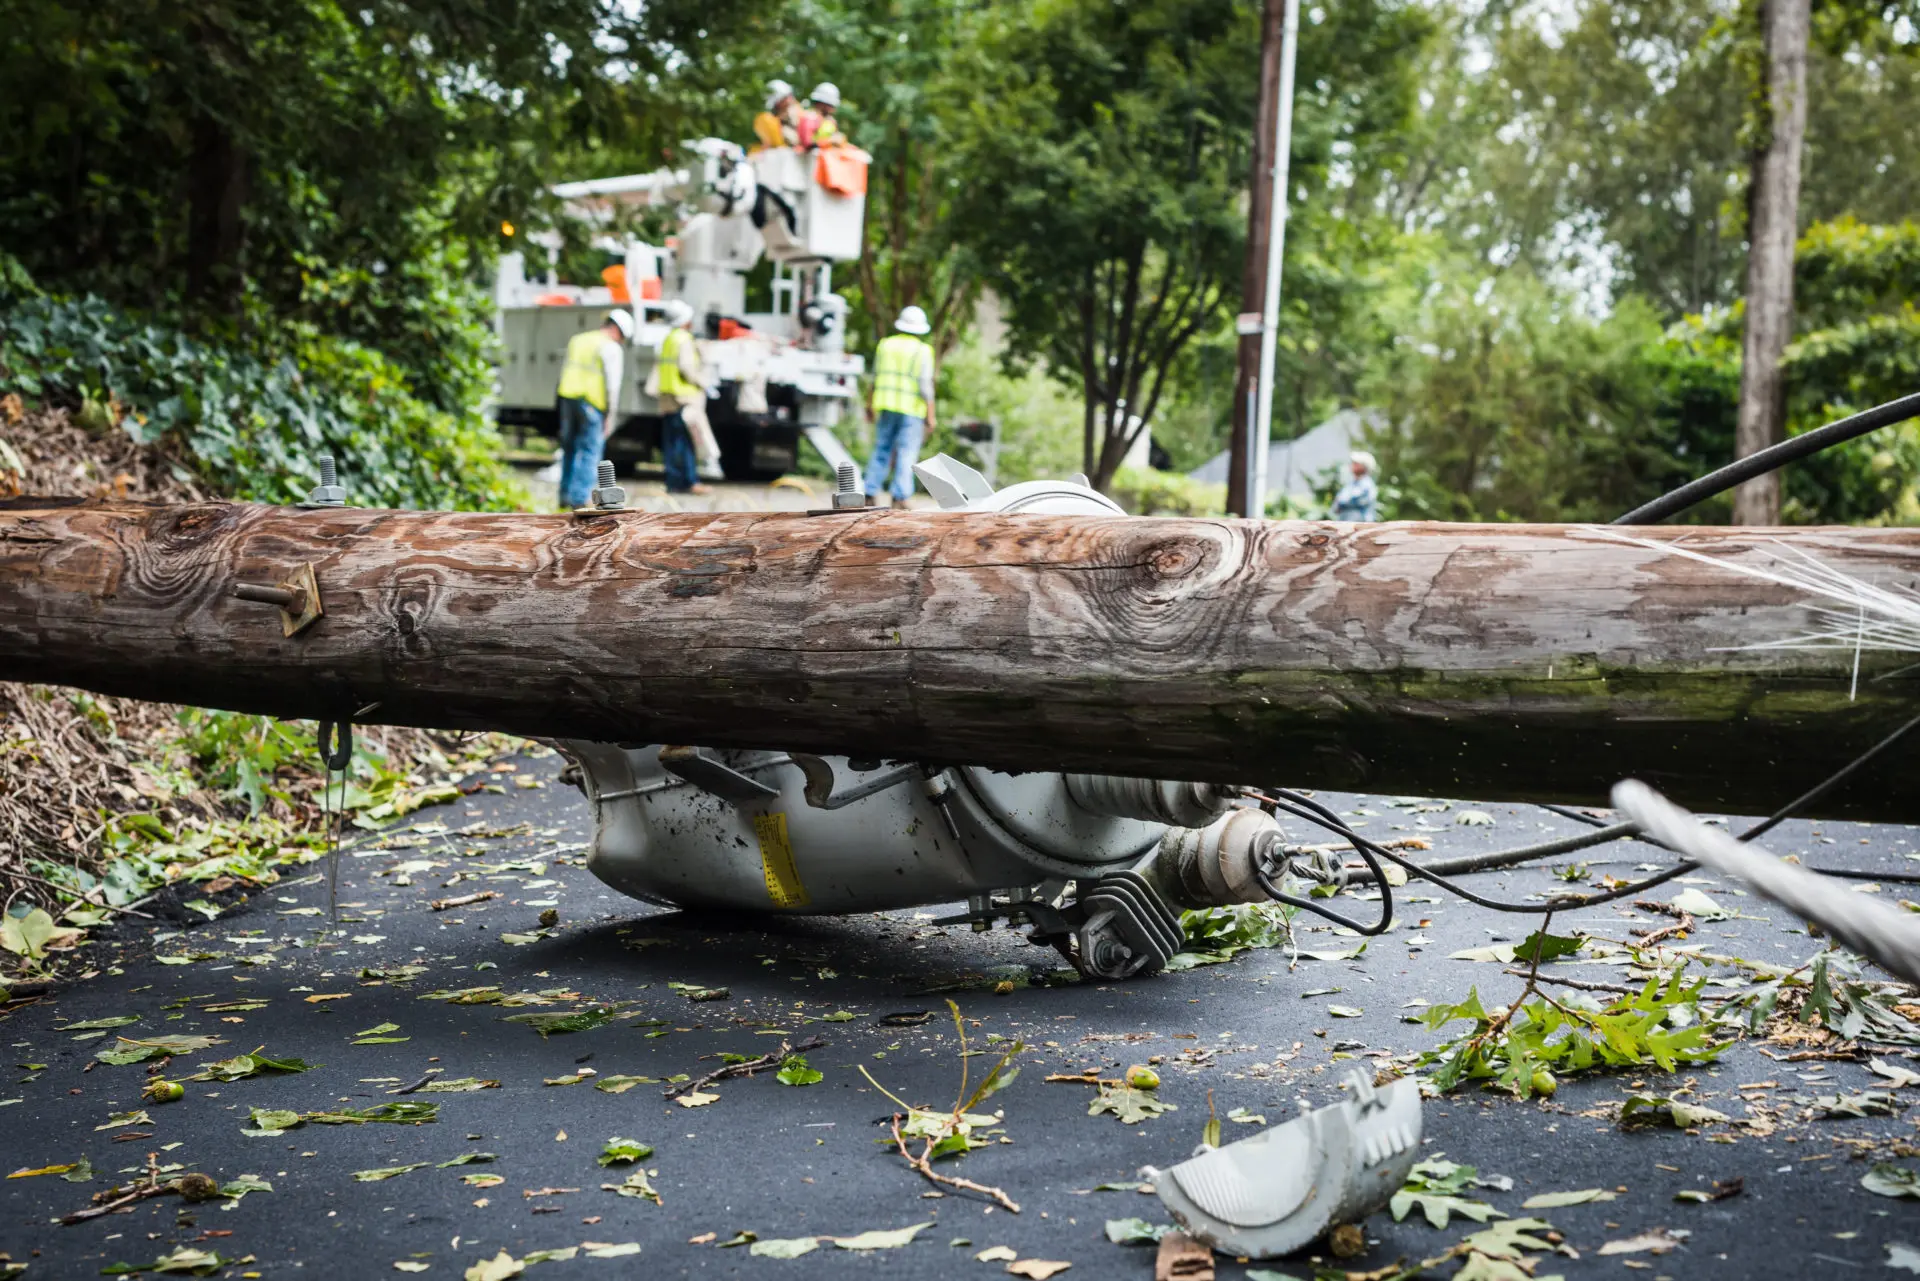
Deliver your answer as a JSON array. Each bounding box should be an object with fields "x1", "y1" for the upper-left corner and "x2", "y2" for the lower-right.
[{"x1": 7, "y1": 750, "x2": 1920, "y2": 1279}]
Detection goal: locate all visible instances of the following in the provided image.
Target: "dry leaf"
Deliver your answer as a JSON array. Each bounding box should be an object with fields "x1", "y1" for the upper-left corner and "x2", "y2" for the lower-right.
[
  {"x1": 1008, "y1": 1262, "x2": 1072, "y2": 1279},
  {"x1": 976, "y1": 1246, "x2": 1018, "y2": 1262},
  {"x1": 676, "y1": 1091, "x2": 720, "y2": 1109}
]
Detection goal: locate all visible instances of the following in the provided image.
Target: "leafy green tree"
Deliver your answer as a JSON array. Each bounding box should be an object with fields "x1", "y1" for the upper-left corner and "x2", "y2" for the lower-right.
[
  {"x1": 0, "y1": 0, "x2": 759, "y2": 403},
  {"x1": 950, "y1": 0, "x2": 1430, "y2": 489}
]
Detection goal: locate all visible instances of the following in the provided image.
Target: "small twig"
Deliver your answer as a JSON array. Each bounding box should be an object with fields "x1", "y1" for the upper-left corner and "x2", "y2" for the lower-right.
[
  {"x1": 430, "y1": 890, "x2": 497, "y2": 911},
  {"x1": 665, "y1": 1036, "x2": 826, "y2": 1098},
  {"x1": 59, "y1": 1153, "x2": 169, "y2": 1225},
  {"x1": 1633, "y1": 911, "x2": 1697, "y2": 948},
  {"x1": 390, "y1": 1069, "x2": 442, "y2": 1095},
  {"x1": 2, "y1": 869, "x2": 153, "y2": 919},
  {"x1": 888, "y1": 1114, "x2": 1021, "y2": 1213},
  {"x1": 1501, "y1": 968, "x2": 1633, "y2": 996}
]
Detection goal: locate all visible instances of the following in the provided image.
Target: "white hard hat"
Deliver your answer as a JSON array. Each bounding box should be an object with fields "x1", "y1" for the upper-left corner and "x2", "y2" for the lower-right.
[
  {"x1": 765, "y1": 79, "x2": 794, "y2": 110},
  {"x1": 894, "y1": 305, "x2": 930, "y2": 335},
  {"x1": 809, "y1": 82, "x2": 841, "y2": 109},
  {"x1": 1350, "y1": 449, "x2": 1377, "y2": 472},
  {"x1": 664, "y1": 300, "x2": 694, "y2": 327},
  {"x1": 605, "y1": 309, "x2": 634, "y2": 339}
]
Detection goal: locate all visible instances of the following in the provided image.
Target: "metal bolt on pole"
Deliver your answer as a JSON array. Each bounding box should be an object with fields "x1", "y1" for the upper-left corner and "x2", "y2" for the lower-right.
[
  {"x1": 833, "y1": 461, "x2": 866, "y2": 510},
  {"x1": 591, "y1": 459, "x2": 629, "y2": 511},
  {"x1": 301, "y1": 454, "x2": 348, "y2": 508}
]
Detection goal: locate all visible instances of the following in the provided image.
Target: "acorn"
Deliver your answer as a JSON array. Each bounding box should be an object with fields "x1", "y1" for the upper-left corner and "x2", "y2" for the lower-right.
[
  {"x1": 1530, "y1": 1068, "x2": 1558, "y2": 1098},
  {"x1": 538, "y1": 908, "x2": 559, "y2": 929},
  {"x1": 142, "y1": 1078, "x2": 184, "y2": 1104},
  {"x1": 174, "y1": 1172, "x2": 220, "y2": 1202},
  {"x1": 1329, "y1": 1223, "x2": 1366, "y2": 1259},
  {"x1": 1124, "y1": 1064, "x2": 1161, "y2": 1091}
]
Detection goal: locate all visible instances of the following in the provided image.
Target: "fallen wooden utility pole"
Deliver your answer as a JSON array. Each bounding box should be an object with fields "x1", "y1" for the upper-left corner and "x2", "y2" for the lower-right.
[{"x1": 2, "y1": 497, "x2": 1916, "y2": 820}]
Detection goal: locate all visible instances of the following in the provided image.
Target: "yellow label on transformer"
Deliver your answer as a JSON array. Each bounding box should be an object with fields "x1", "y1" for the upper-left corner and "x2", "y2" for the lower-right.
[{"x1": 753, "y1": 812, "x2": 809, "y2": 909}]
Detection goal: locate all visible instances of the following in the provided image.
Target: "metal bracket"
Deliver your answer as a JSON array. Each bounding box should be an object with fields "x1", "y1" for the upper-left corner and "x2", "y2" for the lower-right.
[
  {"x1": 790, "y1": 753, "x2": 919, "y2": 810},
  {"x1": 231, "y1": 562, "x2": 324, "y2": 637},
  {"x1": 657, "y1": 746, "x2": 780, "y2": 804}
]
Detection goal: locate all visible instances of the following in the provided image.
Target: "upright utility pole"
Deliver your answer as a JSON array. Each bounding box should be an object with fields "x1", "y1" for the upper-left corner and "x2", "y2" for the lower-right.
[
  {"x1": 1227, "y1": 0, "x2": 1288, "y2": 518},
  {"x1": 1247, "y1": 0, "x2": 1301, "y2": 518},
  {"x1": 1733, "y1": 0, "x2": 1811, "y2": 526}
]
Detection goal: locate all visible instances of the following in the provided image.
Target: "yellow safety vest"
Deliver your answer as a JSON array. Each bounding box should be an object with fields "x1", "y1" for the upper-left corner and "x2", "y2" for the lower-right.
[
  {"x1": 657, "y1": 326, "x2": 695, "y2": 399},
  {"x1": 871, "y1": 333, "x2": 933, "y2": 418},
  {"x1": 556, "y1": 329, "x2": 610, "y2": 411}
]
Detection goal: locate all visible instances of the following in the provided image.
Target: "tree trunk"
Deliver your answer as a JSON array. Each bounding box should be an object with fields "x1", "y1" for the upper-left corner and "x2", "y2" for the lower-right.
[
  {"x1": 1227, "y1": 0, "x2": 1288, "y2": 519},
  {"x1": 3, "y1": 498, "x2": 1918, "y2": 820},
  {"x1": 1733, "y1": 0, "x2": 1811, "y2": 526},
  {"x1": 186, "y1": 113, "x2": 249, "y2": 309}
]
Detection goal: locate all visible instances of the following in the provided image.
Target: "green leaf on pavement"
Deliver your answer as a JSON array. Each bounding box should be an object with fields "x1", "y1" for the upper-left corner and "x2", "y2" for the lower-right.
[
  {"x1": 602, "y1": 1169, "x2": 661, "y2": 1204},
  {"x1": 1104, "y1": 1218, "x2": 1173, "y2": 1245},
  {"x1": 352, "y1": 1162, "x2": 429, "y2": 1182},
  {"x1": 1088, "y1": 1083, "x2": 1176, "y2": 1125},
  {"x1": 96, "y1": 1035, "x2": 223, "y2": 1065},
  {"x1": 598, "y1": 1138, "x2": 654, "y2": 1167},
  {"x1": 776, "y1": 1054, "x2": 824, "y2": 1086},
  {"x1": 1865, "y1": 1164, "x2": 1920, "y2": 1199},
  {"x1": 832, "y1": 1222, "x2": 934, "y2": 1250}
]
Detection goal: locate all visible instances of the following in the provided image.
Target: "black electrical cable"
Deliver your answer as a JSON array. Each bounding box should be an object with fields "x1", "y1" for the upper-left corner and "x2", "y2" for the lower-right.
[
  {"x1": 1614, "y1": 390, "x2": 1920, "y2": 525},
  {"x1": 1248, "y1": 792, "x2": 1396, "y2": 935},
  {"x1": 1255, "y1": 709, "x2": 1920, "y2": 920}
]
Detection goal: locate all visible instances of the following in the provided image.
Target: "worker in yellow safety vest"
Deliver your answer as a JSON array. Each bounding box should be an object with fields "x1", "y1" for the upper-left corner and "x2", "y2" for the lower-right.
[
  {"x1": 753, "y1": 79, "x2": 799, "y2": 151},
  {"x1": 555, "y1": 309, "x2": 634, "y2": 508},
  {"x1": 653, "y1": 300, "x2": 707, "y2": 494},
  {"x1": 864, "y1": 305, "x2": 936, "y2": 504},
  {"x1": 798, "y1": 82, "x2": 845, "y2": 149}
]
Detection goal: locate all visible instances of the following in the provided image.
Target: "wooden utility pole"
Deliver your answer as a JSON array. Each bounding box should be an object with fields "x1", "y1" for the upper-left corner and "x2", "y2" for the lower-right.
[
  {"x1": 1734, "y1": 0, "x2": 1811, "y2": 526},
  {"x1": 1227, "y1": 0, "x2": 1288, "y2": 518},
  {"x1": 2, "y1": 498, "x2": 1918, "y2": 820}
]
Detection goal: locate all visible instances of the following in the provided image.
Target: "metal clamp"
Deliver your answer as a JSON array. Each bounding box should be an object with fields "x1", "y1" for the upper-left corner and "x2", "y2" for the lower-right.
[{"x1": 231, "y1": 563, "x2": 324, "y2": 637}]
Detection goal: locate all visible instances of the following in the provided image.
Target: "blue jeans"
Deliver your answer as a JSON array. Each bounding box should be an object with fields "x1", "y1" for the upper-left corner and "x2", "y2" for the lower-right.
[
  {"x1": 557, "y1": 397, "x2": 606, "y2": 508},
  {"x1": 864, "y1": 410, "x2": 925, "y2": 502},
  {"x1": 661, "y1": 410, "x2": 699, "y2": 493}
]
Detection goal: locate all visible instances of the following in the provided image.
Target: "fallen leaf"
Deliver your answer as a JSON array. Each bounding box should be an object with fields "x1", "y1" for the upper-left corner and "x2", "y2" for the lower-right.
[
  {"x1": 1871, "y1": 1058, "x2": 1920, "y2": 1088},
  {"x1": 1328, "y1": 1005, "x2": 1363, "y2": 1019},
  {"x1": 583, "y1": 1244, "x2": 639, "y2": 1259},
  {"x1": 96, "y1": 1109, "x2": 153, "y2": 1132},
  {"x1": 832, "y1": 1221, "x2": 934, "y2": 1250},
  {"x1": 1521, "y1": 1188, "x2": 1616, "y2": 1209},
  {"x1": 977, "y1": 1245, "x2": 1019, "y2": 1261},
  {"x1": 1456, "y1": 809, "x2": 1494, "y2": 826},
  {"x1": 1596, "y1": 1229, "x2": 1685, "y2": 1257},
  {"x1": 749, "y1": 1238, "x2": 820, "y2": 1259},
  {"x1": 353, "y1": 1163, "x2": 430, "y2": 1182},
  {"x1": 776, "y1": 1055, "x2": 824, "y2": 1086},
  {"x1": 462, "y1": 1250, "x2": 523, "y2": 1281},
  {"x1": 676, "y1": 1091, "x2": 720, "y2": 1109},
  {"x1": 417, "y1": 1078, "x2": 499, "y2": 1093},
  {"x1": 598, "y1": 1138, "x2": 653, "y2": 1168},
  {"x1": 8, "y1": 1163, "x2": 80, "y2": 1179},
  {"x1": 1864, "y1": 1164, "x2": 1920, "y2": 1199},
  {"x1": 1088, "y1": 1084, "x2": 1176, "y2": 1125},
  {"x1": 1668, "y1": 889, "x2": 1732, "y2": 920},
  {"x1": 1007, "y1": 1263, "x2": 1071, "y2": 1280},
  {"x1": 593, "y1": 1075, "x2": 655, "y2": 1094},
  {"x1": 436, "y1": 1153, "x2": 496, "y2": 1168},
  {"x1": 460, "y1": 1174, "x2": 504, "y2": 1188},
  {"x1": 100, "y1": 1245, "x2": 231, "y2": 1276},
  {"x1": 1104, "y1": 1219, "x2": 1172, "y2": 1245},
  {"x1": 602, "y1": 1170, "x2": 661, "y2": 1204},
  {"x1": 304, "y1": 994, "x2": 351, "y2": 1004},
  {"x1": 1888, "y1": 1243, "x2": 1920, "y2": 1274},
  {"x1": 394, "y1": 1264, "x2": 431, "y2": 1274}
]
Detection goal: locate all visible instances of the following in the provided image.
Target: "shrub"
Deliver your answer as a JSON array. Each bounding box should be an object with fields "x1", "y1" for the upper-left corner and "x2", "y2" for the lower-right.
[{"x1": 0, "y1": 262, "x2": 520, "y2": 511}]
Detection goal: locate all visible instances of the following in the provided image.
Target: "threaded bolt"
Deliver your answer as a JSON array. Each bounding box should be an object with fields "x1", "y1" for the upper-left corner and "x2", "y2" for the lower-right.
[
  {"x1": 836, "y1": 462, "x2": 857, "y2": 493},
  {"x1": 598, "y1": 460, "x2": 616, "y2": 488},
  {"x1": 319, "y1": 456, "x2": 338, "y2": 488},
  {"x1": 832, "y1": 462, "x2": 865, "y2": 509}
]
